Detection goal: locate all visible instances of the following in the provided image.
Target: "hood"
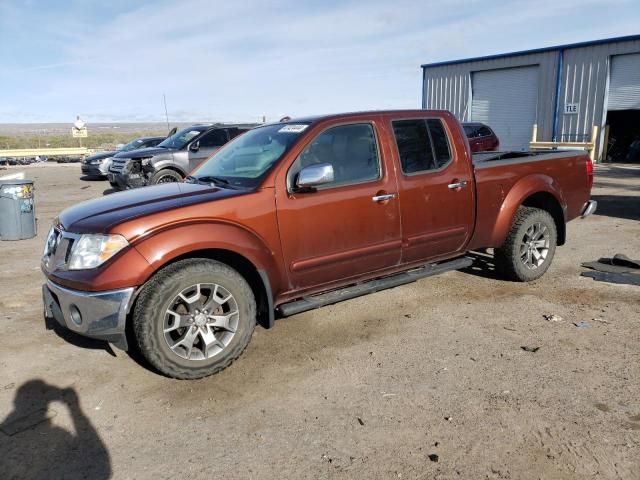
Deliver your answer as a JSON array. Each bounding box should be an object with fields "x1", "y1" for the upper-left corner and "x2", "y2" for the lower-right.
[
  {"x1": 85, "y1": 151, "x2": 115, "y2": 162},
  {"x1": 58, "y1": 182, "x2": 247, "y2": 235},
  {"x1": 113, "y1": 146, "x2": 174, "y2": 159}
]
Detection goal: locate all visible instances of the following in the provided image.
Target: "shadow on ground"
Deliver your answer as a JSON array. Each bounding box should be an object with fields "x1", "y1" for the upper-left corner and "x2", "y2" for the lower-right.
[
  {"x1": 80, "y1": 175, "x2": 106, "y2": 181},
  {"x1": 594, "y1": 165, "x2": 640, "y2": 180},
  {"x1": 460, "y1": 250, "x2": 504, "y2": 280},
  {"x1": 0, "y1": 380, "x2": 111, "y2": 479},
  {"x1": 47, "y1": 321, "x2": 117, "y2": 357},
  {"x1": 592, "y1": 194, "x2": 640, "y2": 221}
]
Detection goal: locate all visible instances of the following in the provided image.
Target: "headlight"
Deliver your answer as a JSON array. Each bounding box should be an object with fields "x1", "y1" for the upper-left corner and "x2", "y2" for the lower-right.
[{"x1": 68, "y1": 234, "x2": 128, "y2": 270}]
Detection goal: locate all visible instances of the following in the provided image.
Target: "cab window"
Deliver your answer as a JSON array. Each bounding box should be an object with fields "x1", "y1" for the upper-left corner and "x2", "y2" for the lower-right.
[
  {"x1": 392, "y1": 118, "x2": 452, "y2": 174},
  {"x1": 289, "y1": 123, "x2": 380, "y2": 189}
]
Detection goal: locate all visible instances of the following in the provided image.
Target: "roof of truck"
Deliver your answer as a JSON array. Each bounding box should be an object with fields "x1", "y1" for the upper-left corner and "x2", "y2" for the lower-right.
[{"x1": 274, "y1": 109, "x2": 449, "y2": 126}]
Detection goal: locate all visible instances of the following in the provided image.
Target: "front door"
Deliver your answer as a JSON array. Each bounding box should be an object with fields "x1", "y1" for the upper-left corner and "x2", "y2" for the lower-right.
[
  {"x1": 276, "y1": 121, "x2": 401, "y2": 291},
  {"x1": 389, "y1": 117, "x2": 475, "y2": 263}
]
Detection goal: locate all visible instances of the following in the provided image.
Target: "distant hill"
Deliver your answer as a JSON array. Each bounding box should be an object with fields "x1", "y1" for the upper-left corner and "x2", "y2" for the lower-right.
[
  {"x1": 0, "y1": 122, "x2": 220, "y2": 150},
  {"x1": 0, "y1": 122, "x2": 196, "y2": 136}
]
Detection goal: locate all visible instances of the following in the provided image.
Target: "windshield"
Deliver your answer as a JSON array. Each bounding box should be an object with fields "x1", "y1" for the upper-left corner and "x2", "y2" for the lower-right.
[
  {"x1": 119, "y1": 138, "x2": 151, "y2": 152},
  {"x1": 193, "y1": 123, "x2": 310, "y2": 188},
  {"x1": 158, "y1": 127, "x2": 206, "y2": 149}
]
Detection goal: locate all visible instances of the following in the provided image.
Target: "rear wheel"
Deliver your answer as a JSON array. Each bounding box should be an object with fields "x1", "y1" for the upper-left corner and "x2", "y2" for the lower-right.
[
  {"x1": 133, "y1": 259, "x2": 256, "y2": 379},
  {"x1": 150, "y1": 169, "x2": 183, "y2": 185},
  {"x1": 495, "y1": 206, "x2": 557, "y2": 282}
]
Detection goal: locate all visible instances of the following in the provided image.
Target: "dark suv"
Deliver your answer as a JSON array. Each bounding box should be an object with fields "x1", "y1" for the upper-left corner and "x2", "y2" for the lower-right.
[
  {"x1": 462, "y1": 122, "x2": 499, "y2": 152},
  {"x1": 108, "y1": 124, "x2": 257, "y2": 190}
]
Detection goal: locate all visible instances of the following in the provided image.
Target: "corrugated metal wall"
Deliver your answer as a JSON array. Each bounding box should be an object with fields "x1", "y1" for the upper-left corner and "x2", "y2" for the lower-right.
[
  {"x1": 422, "y1": 38, "x2": 640, "y2": 159},
  {"x1": 423, "y1": 51, "x2": 558, "y2": 141},
  {"x1": 559, "y1": 39, "x2": 640, "y2": 145}
]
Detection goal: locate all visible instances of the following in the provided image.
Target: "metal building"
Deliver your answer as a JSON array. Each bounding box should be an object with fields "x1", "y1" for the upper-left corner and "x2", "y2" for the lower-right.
[{"x1": 421, "y1": 34, "x2": 640, "y2": 161}]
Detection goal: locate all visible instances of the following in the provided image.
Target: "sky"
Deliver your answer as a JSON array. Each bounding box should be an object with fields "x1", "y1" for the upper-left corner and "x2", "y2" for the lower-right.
[{"x1": 0, "y1": 0, "x2": 638, "y2": 124}]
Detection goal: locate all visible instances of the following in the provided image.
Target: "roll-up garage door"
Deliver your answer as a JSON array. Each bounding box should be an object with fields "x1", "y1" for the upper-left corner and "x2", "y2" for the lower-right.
[
  {"x1": 471, "y1": 66, "x2": 539, "y2": 151},
  {"x1": 608, "y1": 53, "x2": 640, "y2": 110}
]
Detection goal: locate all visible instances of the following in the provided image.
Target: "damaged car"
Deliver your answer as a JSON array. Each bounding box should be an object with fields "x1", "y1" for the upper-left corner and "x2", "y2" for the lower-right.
[
  {"x1": 107, "y1": 124, "x2": 256, "y2": 190},
  {"x1": 81, "y1": 136, "x2": 165, "y2": 178}
]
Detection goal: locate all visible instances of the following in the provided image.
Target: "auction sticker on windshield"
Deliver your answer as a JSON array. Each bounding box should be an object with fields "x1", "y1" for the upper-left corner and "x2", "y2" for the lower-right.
[{"x1": 278, "y1": 124, "x2": 308, "y2": 133}]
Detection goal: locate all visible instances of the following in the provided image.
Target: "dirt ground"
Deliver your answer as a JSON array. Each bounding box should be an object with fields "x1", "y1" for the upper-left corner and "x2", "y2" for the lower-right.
[{"x1": 0, "y1": 162, "x2": 638, "y2": 480}]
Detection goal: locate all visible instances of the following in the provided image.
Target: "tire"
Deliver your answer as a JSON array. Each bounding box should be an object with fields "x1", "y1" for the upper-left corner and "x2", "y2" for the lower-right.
[
  {"x1": 495, "y1": 206, "x2": 557, "y2": 282},
  {"x1": 133, "y1": 259, "x2": 256, "y2": 379},
  {"x1": 150, "y1": 169, "x2": 183, "y2": 185}
]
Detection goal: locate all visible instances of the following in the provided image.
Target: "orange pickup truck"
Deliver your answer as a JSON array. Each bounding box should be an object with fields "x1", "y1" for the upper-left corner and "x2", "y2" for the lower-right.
[{"x1": 42, "y1": 110, "x2": 596, "y2": 379}]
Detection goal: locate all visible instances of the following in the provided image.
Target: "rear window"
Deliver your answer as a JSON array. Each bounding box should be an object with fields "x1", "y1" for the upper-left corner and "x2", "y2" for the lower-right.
[
  {"x1": 199, "y1": 129, "x2": 228, "y2": 148},
  {"x1": 463, "y1": 125, "x2": 478, "y2": 137},
  {"x1": 427, "y1": 119, "x2": 451, "y2": 168},
  {"x1": 392, "y1": 118, "x2": 452, "y2": 174}
]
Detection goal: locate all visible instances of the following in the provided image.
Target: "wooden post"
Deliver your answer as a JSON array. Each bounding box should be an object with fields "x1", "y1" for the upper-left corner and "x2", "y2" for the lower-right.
[
  {"x1": 602, "y1": 125, "x2": 610, "y2": 163},
  {"x1": 531, "y1": 124, "x2": 538, "y2": 143},
  {"x1": 589, "y1": 125, "x2": 599, "y2": 162}
]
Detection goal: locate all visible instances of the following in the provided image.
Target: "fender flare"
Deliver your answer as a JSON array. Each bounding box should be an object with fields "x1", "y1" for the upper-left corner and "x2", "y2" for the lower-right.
[
  {"x1": 131, "y1": 221, "x2": 282, "y2": 328},
  {"x1": 147, "y1": 158, "x2": 187, "y2": 177},
  {"x1": 491, "y1": 173, "x2": 567, "y2": 247}
]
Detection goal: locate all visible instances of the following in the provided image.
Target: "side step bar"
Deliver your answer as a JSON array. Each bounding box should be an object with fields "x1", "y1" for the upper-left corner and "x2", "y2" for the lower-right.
[{"x1": 277, "y1": 256, "x2": 473, "y2": 317}]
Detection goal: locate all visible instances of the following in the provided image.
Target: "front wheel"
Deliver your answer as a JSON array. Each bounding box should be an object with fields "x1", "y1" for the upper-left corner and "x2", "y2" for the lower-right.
[
  {"x1": 495, "y1": 206, "x2": 557, "y2": 282},
  {"x1": 150, "y1": 168, "x2": 183, "y2": 185},
  {"x1": 133, "y1": 259, "x2": 256, "y2": 379}
]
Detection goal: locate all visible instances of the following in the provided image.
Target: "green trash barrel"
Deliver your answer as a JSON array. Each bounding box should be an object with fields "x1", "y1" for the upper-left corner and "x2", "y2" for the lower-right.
[{"x1": 0, "y1": 179, "x2": 37, "y2": 241}]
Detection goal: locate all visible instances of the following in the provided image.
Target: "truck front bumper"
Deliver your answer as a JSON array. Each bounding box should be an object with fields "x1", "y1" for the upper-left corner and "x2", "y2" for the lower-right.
[
  {"x1": 42, "y1": 280, "x2": 134, "y2": 350},
  {"x1": 581, "y1": 200, "x2": 598, "y2": 218}
]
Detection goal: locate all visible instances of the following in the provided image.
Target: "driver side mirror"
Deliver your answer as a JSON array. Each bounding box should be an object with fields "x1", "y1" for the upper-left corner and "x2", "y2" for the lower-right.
[
  {"x1": 295, "y1": 163, "x2": 334, "y2": 191},
  {"x1": 189, "y1": 141, "x2": 200, "y2": 152}
]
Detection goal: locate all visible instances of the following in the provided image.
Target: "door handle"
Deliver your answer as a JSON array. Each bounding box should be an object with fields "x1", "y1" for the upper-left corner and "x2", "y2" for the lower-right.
[
  {"x1": 447, "y1": 181, "x2": 468, "y2": 190},
  {"x1": 372, "y1": 193, "x2": 396, "y2": 202}
]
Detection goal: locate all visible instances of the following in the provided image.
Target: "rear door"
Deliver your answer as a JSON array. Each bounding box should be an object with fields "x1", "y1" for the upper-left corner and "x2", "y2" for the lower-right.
[
  {"x1": 276, "y1": 120, "x2": 401, "y2": 290},
  {"x1": 389, "y1": 116, "x2": 475, "y2": 263}
]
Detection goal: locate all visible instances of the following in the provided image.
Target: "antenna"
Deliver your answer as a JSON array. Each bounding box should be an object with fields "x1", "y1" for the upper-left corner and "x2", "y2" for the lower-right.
[{"x1": 163, "y1": 94, "x2": 170, "y2": 133}]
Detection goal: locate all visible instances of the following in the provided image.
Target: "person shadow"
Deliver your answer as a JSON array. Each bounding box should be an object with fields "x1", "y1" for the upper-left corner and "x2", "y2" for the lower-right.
[{"x1": 0, "y1": 380, "x2": 111, "y2": 480}]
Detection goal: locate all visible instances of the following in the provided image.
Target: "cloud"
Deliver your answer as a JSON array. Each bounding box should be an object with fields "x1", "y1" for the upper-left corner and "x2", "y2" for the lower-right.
[{"x1": 0, "y1": 0, "x2": 638, "y2": 122}]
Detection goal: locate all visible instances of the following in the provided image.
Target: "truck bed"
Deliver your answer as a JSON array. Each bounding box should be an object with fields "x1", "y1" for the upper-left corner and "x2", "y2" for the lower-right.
[
  {"x1": 472, "y1": 149, "x2": 587, "y2": 166},
  {"x1": 469, "y1": 149, "x2": 592, "y2": 250}
]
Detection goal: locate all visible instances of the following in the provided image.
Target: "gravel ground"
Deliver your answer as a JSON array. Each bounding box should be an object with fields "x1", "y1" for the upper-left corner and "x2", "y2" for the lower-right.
[{"x1": 0, "y1": 162, "x2": 638, "y2": 480}]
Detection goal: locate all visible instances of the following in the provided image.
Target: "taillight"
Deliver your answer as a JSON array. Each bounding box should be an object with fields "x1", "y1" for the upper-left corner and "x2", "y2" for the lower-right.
[{"x1": 586, "y1": 157, "x2": 594, "y2": 192}]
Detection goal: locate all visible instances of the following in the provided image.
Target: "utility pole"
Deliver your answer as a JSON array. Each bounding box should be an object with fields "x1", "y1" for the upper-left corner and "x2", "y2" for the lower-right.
[{"x1": 163, "y1": 94, "x2": 170, "y2": 134}]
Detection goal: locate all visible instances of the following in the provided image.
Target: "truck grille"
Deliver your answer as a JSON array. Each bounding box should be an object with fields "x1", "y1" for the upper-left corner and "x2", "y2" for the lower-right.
[
  {"x1": 110, "y1": 159, "x2": 127, "y2": 173},
  {"x1": 43, "y1": 227, "x2": 77, "y2": 271}
]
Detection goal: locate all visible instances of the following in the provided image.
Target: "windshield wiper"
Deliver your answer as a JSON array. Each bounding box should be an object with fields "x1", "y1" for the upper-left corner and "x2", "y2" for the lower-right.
[{"x1": 186, "y1": 175, "x2": 237, "y2": 189}]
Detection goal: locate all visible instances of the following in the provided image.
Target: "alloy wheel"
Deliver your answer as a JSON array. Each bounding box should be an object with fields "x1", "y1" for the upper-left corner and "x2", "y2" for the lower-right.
[
  {"x1": 163, "y1": 283, "x2": 239, "y2": 361},
  {"x1": 519, "y1": 222, "x2": 550, "y2": 270}
]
